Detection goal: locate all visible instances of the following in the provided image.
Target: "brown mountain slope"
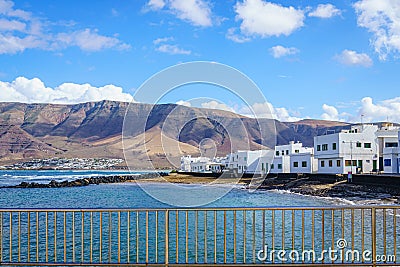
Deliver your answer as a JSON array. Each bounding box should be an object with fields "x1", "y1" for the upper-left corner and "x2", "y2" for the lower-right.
[{"x1": 0, "y1": 101, "x2": 351, "y2": 167}]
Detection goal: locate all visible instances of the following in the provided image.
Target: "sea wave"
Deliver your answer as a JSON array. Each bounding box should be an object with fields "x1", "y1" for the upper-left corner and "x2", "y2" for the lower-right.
[{"x1": 266, "y1": 189, "x2": 357, "y2": 205}]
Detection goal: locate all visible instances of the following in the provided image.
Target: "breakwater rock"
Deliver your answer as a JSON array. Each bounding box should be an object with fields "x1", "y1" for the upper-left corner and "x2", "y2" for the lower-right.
[{"x1": 6, "y1": 172, "x2": 169, "y2": 189}]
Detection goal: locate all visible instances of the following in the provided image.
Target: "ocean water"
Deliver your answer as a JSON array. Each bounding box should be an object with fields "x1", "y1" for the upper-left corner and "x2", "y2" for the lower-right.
[
  {"x1": 0, "y1": 170, "x2": 397, "y2": 264},
  {"x1": 0, "y1": 170, "x2": 338, "y2": 208}
]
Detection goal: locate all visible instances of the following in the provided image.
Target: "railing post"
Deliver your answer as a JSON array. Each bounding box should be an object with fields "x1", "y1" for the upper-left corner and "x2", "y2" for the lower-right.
[
  {"x1": 371, "y1": 207, "x2": 376, "y2": 267},
  {"x1": 165, "y1": 210, "x2": 169, "y2": 265},
  {"x1": 0, "y1": 211, "x2": 2, "y2": 263}
]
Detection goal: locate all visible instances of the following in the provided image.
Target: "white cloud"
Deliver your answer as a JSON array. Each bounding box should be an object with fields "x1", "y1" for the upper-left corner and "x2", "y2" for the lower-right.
[
  {"x1": 56, "y1": 29, "x2": 130, "y2": 52},
  {"x1": 308, "y1": 4, "x2": 341, "y2": 18},
  {"x1": 270, "y1": 45, "x2": 299, "y2": 58},
  {"x1": 234, "y1": 0, "x2": 305, "y2": 38},
  {"x1": 0, "y1": 0, "x2": 130, "y2": 54},
  {"x1": 176, "y1": 100, "x2": 191, "y2": 107},
  {"x1": 320, "y1": 97, "x2": 400, "y2": 123},
  {"x1": 321, "y1": 104, "x2": 339, "y2": 121},
  {"x1": 239, "y1": 102, "x2": 302, "y2": 122},
  {"x1": 335, "y1": 49, "x2": 373, "y2": 67},
  {"x1": 354, "y1": 0, "x2": 400, "y2": 60},
  {"x1": 147, "y1": 0, "x2": 166, "y2": 10},
  {"x1": 153, "y1": 36, "x2": 174, "y2": 45},
  {"x1": 201, "y1": 100, "x2": 235, "y2": 113},
  {"x1": 226, "y1": 27, "x2": 251, "y2": 43},
  {"x1": 358, "y1": 96, "x2": 400, "y2": 123},
  {"x1": 0, "y1": 18, "x2": 26, "y2": 31},
  {"x1": 156, "y1": 44, "x2": 191, "y2": 55},
  {"x1": 0, "y1": 77, "x2": 134, "y2": 104},
  {"x1": 146, "y1": 0, "x2": 212, "y2": 27}
]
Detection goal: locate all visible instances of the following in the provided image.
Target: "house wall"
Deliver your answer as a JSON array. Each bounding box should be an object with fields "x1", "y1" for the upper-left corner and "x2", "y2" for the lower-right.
[{"x1": 314, "y1": 125, "x2": 378, "y2": 174}]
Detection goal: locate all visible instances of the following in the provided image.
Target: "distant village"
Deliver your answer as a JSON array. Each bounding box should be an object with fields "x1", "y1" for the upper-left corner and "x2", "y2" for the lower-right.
[
  {"x1": 2, "y1": 158, "x2": 124, "y2": 170},
  {"x1": 180, "y1": 123, "x2": 400, "y2": 176}
]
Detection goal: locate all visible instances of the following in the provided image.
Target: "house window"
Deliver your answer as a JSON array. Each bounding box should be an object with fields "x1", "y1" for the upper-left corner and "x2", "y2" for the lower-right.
[
  {"x1": 346, "y1": 160, "x2": 357, "y2": 166},
  {"x1": 276, "y1": 151, "x2": 280, "y2": 156},
  {"x1": 336, "y1": 160, "x2": 341, "y2": 167},
  {"x1": 356, "y1": 142, "x2": 361, "y2": 148},
  {"x1": 321, "y1": 160, "x2": 325, "y2": 167},
  {"x1": 364, "y1": 143, "x2": 371, "y2": 148},
  {"x1": 286, "y1": 150, "x2": 289, "y2": 155},
  {"x1": 302, "y1": 161, "x2": 307, "y2": 167},
  {"x1": 317, "y1": 145, "x2": 321, "y2": 151},
  {"x1": 332, "y1": 143, "x2": 337, "y2": 150},
  {"x1": 384, "y1": 159, "x2": 392, "y2": 166},
  {"x1": 262, "y1": 163, "x2": 264, "y2": 171},
  {"x1": 282, "y1": 151, "x2": 285, "y2": 156},
  {"x1": 271, "y1": 164, "x2": 274, "y2": 169},
  {"x1": 244, "y1": 157, "x2": 247, "y2": 161},
  {"x1": 329, "y1": 160, "x2": 333, "y2": 167},
  {"x1": 293, "y1": 162, "x2": 299, "y2": 167},
  {"x1": 295, "y1": 150, "x2": 299, "y2": 153},
  {"x1": 278, "y1": 164, "x2": 282, "y2": 169},
  {"x1": 385, "y1": 142, "x2": 398, "y2": 147},
  {"x1": 322, "y1": 144, "x2": 328, "y2": 151}
]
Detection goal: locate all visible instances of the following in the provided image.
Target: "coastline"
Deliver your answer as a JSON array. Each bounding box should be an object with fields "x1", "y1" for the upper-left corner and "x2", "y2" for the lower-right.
[
  {"x1": 2, "y1": 170, "x2": 399, "y2": 205},
  {"x1": 257, "y1": 176, "x2": 400, "y2": 205}
]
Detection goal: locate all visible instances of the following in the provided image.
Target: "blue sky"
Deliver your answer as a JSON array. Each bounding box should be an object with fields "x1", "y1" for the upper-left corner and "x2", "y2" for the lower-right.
[{"x1": 1, "y1": 0, "x2": 400, "y2": 123}]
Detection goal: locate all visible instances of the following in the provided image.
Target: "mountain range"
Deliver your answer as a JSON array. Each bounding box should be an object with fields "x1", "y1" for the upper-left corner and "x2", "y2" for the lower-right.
[{"x1": 0, "y1": 101, "x2": 351, "y2": 168}]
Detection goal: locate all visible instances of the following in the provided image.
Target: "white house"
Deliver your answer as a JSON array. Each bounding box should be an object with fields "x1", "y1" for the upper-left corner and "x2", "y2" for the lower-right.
[
  {"x1": 271, "y1": 141, "x2": 315, "y2": 173},
  {"x1": 180, "y1": 155, "x2": 193, "y2": 172},
  {"x1": 381, "y1": 128, "x2": 400, "y2": 174},
  {"x1": 226, "y1": 150, "x2": 271, "y2": 174},
  {"x1": 290, "y1": 152, "x2": 318, "y2": 173},
  {"x1": 314, "y1": 124, "x2": 378, "y2": 174},
  {"x1": 376, "y1": 123, "x2": 400, "y2": 172}
]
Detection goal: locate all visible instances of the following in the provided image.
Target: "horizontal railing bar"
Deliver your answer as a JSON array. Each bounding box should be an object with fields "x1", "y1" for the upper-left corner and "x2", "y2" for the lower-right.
[
  {"x1": 0, "y1": 205, "x2": 398, "y2": 212},
  {"x1": 0, "y1": 263, "x2": 395, "y2": 267}
]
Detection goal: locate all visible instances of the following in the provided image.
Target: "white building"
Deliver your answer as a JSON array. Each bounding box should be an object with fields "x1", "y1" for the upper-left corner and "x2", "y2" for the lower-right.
[
  {"x1": 314, "y1": 124, "x2": 378, "y2": 174},
  {"x1": 226, "y1": 150, "x2": 271, "y2": 174},
  {"x1": 381, "y1": 128, "x2": 400, "y2": 174},
  {"x1": 270, "y1": 141, "x2": 315, "y2": 173},
  {"x1": 180, "y1": 155, "x2": 193, "y2": 172},
  {"x1": 376, "y1": 123, "x2": 400, "y2": 172}
]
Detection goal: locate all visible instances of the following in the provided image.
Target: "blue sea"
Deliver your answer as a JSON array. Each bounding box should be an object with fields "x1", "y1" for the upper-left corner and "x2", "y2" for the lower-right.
[
  {"x1": 0, "y1": 170, "x2": 397, "y2": 265},
  {"x1": 0, "y1": 170, "x2": 340, "y2": 208}
]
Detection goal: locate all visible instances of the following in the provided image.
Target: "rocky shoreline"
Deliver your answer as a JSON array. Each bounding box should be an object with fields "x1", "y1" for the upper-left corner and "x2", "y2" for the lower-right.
[
  {"x1": 258, "y1": 176, "x2": 400, "y2": 204},
  {"x1": 2, "y1": 172, "x2": 400, "y2": 205},
  {"x1": 1, "y1": 172, "x2": 169, "y2": 188}
]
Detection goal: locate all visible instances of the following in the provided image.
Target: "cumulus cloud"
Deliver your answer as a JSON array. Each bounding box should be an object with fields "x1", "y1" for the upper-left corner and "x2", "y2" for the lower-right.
[
  {"x1": 0, "y1": 0, "x2": 130, "y2": 54},
  {"x1": 146, "y1": 0, "x2": 212, "y2": 27},
  {"x1": 0, "y1": 77, "x2": 134, "y2": 104},
  {"x1": 321, "y1": 97, "x2": 400, "y2": 123},
  {"x1": 335, "y1": 49, "x2": 373, "y2": 67},
  {"x1": 200, "y1": 100, "x2": 235, "y2": 113},
  {"x1": 176, "y1": 100, "x2": 191, "y2": 107},
  {"x1": 270, "y1": 45, "x2": 299, "y2": 58},
  {"x1": 358, "y1": 96, "x2": 400, "y2": 123},
  {"x1": 354, "y1": 0, "x2": 400, "y2": 60},
  {"x1": 321, "y1": 104, "x2": 339, "y2": 121},
  {"x1": 239, "y1": 102, "x2": 302, "y2": 122},
  {"x1": 308, "y1": 4, "x2": 341, "y2": 18},
  {"x1": 234, "y1": 0, "x2": 305, "y2": 38}
]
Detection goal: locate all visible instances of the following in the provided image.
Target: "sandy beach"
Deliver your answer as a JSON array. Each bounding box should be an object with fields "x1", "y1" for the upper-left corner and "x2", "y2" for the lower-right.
[{"x1": 133, "y1": 172, "x2": 247, "y2": 185}]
